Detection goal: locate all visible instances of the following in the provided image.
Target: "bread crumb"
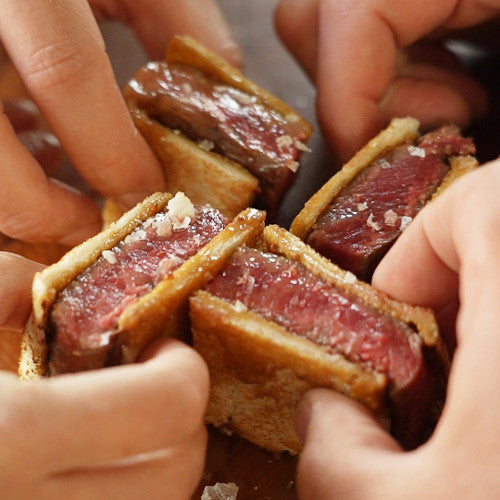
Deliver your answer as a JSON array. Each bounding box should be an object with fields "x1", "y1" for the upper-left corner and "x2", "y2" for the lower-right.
[
  {"x1": 198, "y1": 139, "x2": 215, "y2": 152},
  {"x1": 201, "y1": 482, "x2": 239, "y2": 500},
  {"x1": 344, "y1": 270, "x2": 357, "y2": 284},
  {"x1": 357, "y1": 202, "x2": 368, "y2": 211}
]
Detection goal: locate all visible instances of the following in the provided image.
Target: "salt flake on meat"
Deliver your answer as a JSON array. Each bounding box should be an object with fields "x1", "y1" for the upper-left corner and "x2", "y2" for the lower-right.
[
  {"x1": 154, "y1": 214, "x2": 173, "y2": 237},
  {"x1": 294, "y1": 140, "x2": 312, "y2": 152},
  {"x1": 167, "y1": 192, "x2": 195, "y2": 229},
  {"x1": 102, "y1": 250, "x2": 116, "y2": 264},
  {"x1": 233, "y1": 300, "x2": 247, "y2": 312},
  {"x1": 180, "y1": 82, "x2": 192, "y2": 95},
  {"x1": 124, "y1": 229, "x2": 147, "y2": 244},
  {"x1": 384, "y1": 209, "x2": 398, "y2": 226},
  {"x1": 408, "y1": 145, "x2": 426, "y2": 158},
  {"x1": 276, "y1": 135, "x2": 294, "y2": 150},
  {"x1": 400, "y1": 216, "x2": 413, "y2": 231},
  {"x1": 366, "y1": 213, "x2": 381, "y2": 231}
]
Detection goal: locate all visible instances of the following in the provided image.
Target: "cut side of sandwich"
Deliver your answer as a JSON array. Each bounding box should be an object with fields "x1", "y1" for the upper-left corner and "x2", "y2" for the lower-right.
[
  {"x1": 291, "y1": 117, "x2": 477, "y2": 281},
  {"x1": 20, "y1": 192, "x2": 265, "y2": 378},
  {"x1": 190, "y1": 225, "x2": 449, "y2": 453},
  {"x1": 123, "y1": 36, "x2": 313, "y2": 218}
]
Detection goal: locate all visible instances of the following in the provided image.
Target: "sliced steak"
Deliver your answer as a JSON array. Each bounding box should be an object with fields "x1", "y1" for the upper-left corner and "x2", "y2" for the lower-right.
[
  {"x1": 205, "y1": 246, "x2": 436, "y2": 444},
  {"x1": 127, "y1": 62, "x2": 309, "y2": 210},
  {"x1": 49, "y1": 201, "x2": 227, "y2": 374},
  {"x1": 307, "y1": 125, "x2": 475, "y2": 281}
]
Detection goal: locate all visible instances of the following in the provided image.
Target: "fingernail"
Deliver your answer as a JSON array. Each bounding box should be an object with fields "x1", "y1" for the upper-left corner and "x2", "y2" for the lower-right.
[{"x1": 220, "y1": 41, "x2": 243, "y2": 69}]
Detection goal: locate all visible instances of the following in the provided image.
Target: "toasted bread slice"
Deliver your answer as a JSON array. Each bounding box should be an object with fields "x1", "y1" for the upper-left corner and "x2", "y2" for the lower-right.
[
  {"x1": 20, "y1": 193, "x2": 265, "y2": 379},
  {"x1": 190, "y1": 225, "x2": 448, "y2": 453},
  {"x1": 290, "y1": 117, "x2": 477, "y2": 240},
  {"x1": 123, "y1": 35, "x2": 313, "y2": 219}
]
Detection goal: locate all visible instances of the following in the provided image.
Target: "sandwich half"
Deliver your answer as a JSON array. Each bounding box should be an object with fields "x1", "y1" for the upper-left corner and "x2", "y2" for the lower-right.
[
  {"x1": 123, "y1": 35, "x2": 313, "y2": 219},
  {"x1": 290, "y1": 117, "x2": 477, "y2": 281},
  {"x1": 20, "y1": 192, "x2": 265, "y2": 378},
  {"x1": 190, "y1": 225, "x2": 449, "y2": 453}
]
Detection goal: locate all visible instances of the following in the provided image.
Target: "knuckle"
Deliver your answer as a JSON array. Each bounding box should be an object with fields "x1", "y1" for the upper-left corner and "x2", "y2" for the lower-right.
[
  {"x1": 0, "y1": 210, "x2": 52, "y2": 242},
  {"x1": 22, "y1": 37, "x2": 92, "y2": 93}
]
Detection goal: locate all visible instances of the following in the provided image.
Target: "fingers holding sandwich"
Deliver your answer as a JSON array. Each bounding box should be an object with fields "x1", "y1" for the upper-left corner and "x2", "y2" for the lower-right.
[
  {"x1": 0, "y1": 0, "x2": 166, "y2": 231},
  {"x1": 295, "y1": 162, "x2": 500, "y2": 499},
  {"x1": 0, "y1": 252, "x2": 43, "y2": 331},
  {"x1": 0, "y1": 104, "x2": 102, "y2": 245},
  {"x1": 0, "y1": 339, "x2": 209, "y2": 499},
  {"x1": 295, "y1": 388, "x2": 403, "y2": 500}
]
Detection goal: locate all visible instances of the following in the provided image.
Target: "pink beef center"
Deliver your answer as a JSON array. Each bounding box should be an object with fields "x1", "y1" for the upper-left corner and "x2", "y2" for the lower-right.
[
  {"x1": 50, "y1": 205, "x2": 227, "y2": 352},
  {"x1": 205, "y1": 247, "x2": 423, "y2": 391},
  {"x1": 128, "y1": 62, "x2": 307, "y2": 207},
  {"x1": 307, "y1": 125, "x2": 475, "y2": 279}
]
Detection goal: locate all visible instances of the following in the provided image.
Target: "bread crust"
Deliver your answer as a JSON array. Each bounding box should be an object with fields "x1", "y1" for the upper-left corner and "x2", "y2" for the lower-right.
[
  {"x1": 19, "y1": 193, "x2": 266, "y2": 379},
  {"x1": 128, "y1": 109, "x2": 259, "y2": 219},
  {"x1": 190, "y1": 225, "x2": 448, "y2": 453},
  {"x1": 123, "y1": 35, "x2": 313, "y2": 218},
  {"x1": 290, "y1": 117, "x2": 477, "y2": 240}
]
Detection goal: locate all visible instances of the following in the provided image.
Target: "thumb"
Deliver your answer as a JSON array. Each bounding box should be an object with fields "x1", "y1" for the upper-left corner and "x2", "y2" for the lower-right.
[{"x1": 295, "y1": 388, "x2": 403, "y2": 499}]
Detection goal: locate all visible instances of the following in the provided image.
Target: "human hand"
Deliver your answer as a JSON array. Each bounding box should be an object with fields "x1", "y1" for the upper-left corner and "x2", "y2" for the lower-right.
[
  {"x1": 0, "y1": 0, "x2": 239, "y2": 246},
  {"x1": 294, "y1": 161, "x2": 500, "y2": 498},
  {"x1": 0, "y1": 251, "x2": 209, "y2": 500},
  {"x1": 275, "y1": 0, "x2": 497, "y2": 160}
]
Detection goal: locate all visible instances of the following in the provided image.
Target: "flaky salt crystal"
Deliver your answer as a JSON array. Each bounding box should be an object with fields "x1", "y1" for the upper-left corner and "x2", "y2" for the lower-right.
[
  {"x1": 408, "y1": 145, "x2": 426, "y2": 158},
  {"x1": 366, "y1": 213, "x2": 381, "y2": 231},
  {"x1": 102, "y1": 250, "x2": 116, "y2": 264},
  {"x1": 384, "y1": 209, "x2": 398, "y2": 226},
  {"x1": 400, "y1": 215, "x2": 413, "y2": 231}
]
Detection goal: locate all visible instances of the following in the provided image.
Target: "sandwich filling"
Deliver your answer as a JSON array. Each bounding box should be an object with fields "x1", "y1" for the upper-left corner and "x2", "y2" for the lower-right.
[
  {"x1": 49, "y1": 193, "x2": 227, "y2": 374},
  {"x1": 205, "y1": 247, "x2": 425, "y2": 394},
  {"x1": 127, "y1": 62, "x2": 309, "y2": 210},
  {"x1": 307, "y1": 125, "x2": 475, "y2": 280}
]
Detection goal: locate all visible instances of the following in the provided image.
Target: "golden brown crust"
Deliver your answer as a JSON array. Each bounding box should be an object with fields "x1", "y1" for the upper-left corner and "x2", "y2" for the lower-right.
[
  {"x1": 19, "y1": 193, "x2": 266, "y2": 379},
  {"x1": 128, "y1": 109, "x2": 260, "y2": 219},
  {"x1": 164, "y1": 36, "x2": 313, "y2": 137},
  {"x1": 123, "y1": 35, "x2": 313, "y2": 218},
  {"x1": 264, "y1": 226, "x2": 444, "y2": 355},
  {"x1": 290, "y1": 117, "x2": 476, "y2": 240},
  {"x1": 191, "y1": 291, "x2": 387, "y2": 453},
  {"x1": 190, "y1": 224, "x2": 446, "y2": 453}
]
